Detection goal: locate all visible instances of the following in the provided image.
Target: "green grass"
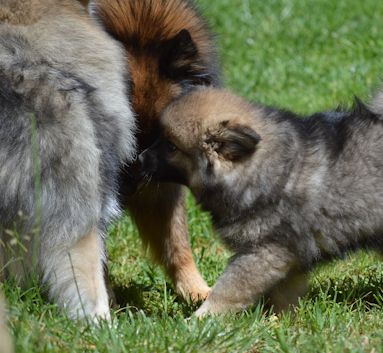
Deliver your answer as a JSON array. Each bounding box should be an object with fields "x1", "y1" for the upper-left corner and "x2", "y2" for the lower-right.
[{"x1": 3, "y1": 0, "x2": 383, "y2": 351}]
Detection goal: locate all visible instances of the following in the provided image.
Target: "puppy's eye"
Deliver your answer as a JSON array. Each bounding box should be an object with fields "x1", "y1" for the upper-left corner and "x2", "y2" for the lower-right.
[{"x1": 166, "y1": 140, "x2": 178, "y2": 153}]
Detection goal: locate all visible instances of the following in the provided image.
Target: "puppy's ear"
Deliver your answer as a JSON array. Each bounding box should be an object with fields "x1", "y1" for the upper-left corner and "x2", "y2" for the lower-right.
[
  {"x1": 160, "y1": 29, "x2": 213, "y2": 85},
  {"x1": 208, "y1": 121, "x2": 261, "y2": 161}
]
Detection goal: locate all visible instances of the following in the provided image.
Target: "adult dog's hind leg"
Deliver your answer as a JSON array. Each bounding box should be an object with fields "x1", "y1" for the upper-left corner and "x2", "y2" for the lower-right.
[
  {"x1": 41, "y1": 229, "x2": 110, "y2": 321},
  {"x1": 127, "y1": 183, "x2": 210, "y2": 302}
]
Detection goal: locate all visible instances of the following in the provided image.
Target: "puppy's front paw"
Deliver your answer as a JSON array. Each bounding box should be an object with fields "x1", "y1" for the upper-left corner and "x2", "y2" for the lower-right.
[
  {"x1": 194, "y1": 294, "x2": 248, "y2": 318},
  {"x1": 194, "y1": 299, "x2": 218, "y2": 318},
  {"x1": 195, "y1": 303, "x2": 211, "y2": 318}
]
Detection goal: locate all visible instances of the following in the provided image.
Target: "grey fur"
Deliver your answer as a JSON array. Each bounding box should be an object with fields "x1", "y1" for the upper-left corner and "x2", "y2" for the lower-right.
[
  {"x1": 0, "y1": 0, "x2": 135, "y2": 319},
  {"x1": 140, "y1": 87, "x2": 383, "y2": 315}
]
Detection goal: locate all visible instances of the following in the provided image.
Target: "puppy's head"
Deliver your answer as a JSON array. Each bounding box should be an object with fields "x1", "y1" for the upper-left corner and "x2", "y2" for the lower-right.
[{"x1": 139, "y1": 88, "x2": 263, "y2": 198}]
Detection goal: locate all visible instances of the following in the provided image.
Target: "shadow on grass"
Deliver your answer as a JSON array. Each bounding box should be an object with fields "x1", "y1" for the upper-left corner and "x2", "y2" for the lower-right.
[
  {"x1": 111, "y1": 282, "x2": 149, "y2": 312},
  {"x1": 110, "y1": 281, "x2": 201, "y2": 317},
  {"x1": 308, "y1": 271, "x2": 383, "y2": 308}
]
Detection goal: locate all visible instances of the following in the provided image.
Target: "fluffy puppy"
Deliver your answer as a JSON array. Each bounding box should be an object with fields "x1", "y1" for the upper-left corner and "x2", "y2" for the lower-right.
[
  {"x1": 140, "y1": 87, "x2": 383, "y2": 316},
  {"x1": 88, "y1": 0, "x2": 220, "y2": 301},
  {"x1": 0, "y1": 0, "x2": 135, "y2": 320}
]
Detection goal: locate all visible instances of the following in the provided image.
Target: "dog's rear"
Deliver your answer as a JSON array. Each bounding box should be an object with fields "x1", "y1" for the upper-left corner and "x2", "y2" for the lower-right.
[
  {"x1": 0, "y1": 0, "x2": 135, "y2": 319},
  {"x1": 89, "y1": 0, "x2": 219, "y2": 301}
]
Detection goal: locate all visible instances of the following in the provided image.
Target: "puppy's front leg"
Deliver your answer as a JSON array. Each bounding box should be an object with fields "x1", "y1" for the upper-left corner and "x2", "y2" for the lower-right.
[
  {"x1": 195, "y1": 244, "x2": 295, "y2": 317},
  {"x1": 41, "y1": 229, "x2": 110, "y2": 321}
]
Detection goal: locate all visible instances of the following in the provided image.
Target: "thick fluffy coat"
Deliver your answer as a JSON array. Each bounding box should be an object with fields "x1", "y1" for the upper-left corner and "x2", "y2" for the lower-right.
[
  {"x1": 0, "y1": 0, "x2": 135, "y2": 319},
  {"x1": 88, "y1": 0, "x2": 219, "y2": 301},
  {"x1": 140, "y1": 87, "x2": 383, "y2": 315}
]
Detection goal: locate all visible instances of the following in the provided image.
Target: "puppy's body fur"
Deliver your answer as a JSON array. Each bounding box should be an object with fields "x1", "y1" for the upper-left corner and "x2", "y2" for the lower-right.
[
  {"x1": 89, "y1": 0, "x2": 219, "y2": 301},
  {"x1": 0, "y1": 0, "x2": 135, "y2": 319},
  {"x1": 141, "y1": 87, "x2": 383, "y2": 315}
]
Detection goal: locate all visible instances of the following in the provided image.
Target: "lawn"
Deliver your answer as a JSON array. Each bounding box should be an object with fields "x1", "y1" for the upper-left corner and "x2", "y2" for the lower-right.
[{"x1": 3, "y1": 0, "x2": 383, "y2": 352}]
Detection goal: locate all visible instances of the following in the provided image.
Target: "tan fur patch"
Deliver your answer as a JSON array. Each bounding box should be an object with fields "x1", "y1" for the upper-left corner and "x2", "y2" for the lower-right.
[{"x1": 64, "y1": 230, "x2": 110, "y2": 320}]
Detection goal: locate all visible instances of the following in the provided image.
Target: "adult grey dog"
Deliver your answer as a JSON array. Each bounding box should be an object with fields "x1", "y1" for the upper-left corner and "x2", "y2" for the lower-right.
[
  {"x1": 140, "y1": 87, "x2": 383, "y2": 316},
  {"x1": 0, "y1": 0, "x2": 135, "y2": 320}
]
